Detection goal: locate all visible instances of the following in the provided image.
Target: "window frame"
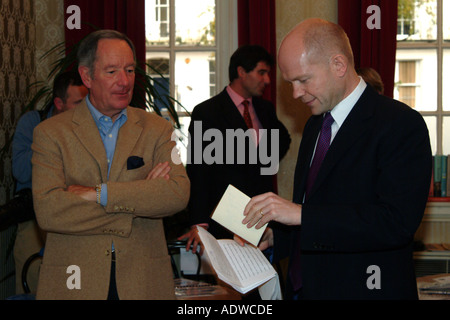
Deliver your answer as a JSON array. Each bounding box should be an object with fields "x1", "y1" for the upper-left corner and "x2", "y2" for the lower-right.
[
  {"x1": 145, "y1": 0, "x2": 238, "y2": 119},
  {"x1": 396, "y1": 0, "x2": 450, "y2": 155},
  {"x1": 145, "y1": 0, "x2": 238, "y2": 164}
]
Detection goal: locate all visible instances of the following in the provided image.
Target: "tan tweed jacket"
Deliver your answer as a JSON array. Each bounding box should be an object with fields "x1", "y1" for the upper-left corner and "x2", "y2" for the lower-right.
[{"x1": 31, "y1": 101, "x2": 189, "y2": 300}]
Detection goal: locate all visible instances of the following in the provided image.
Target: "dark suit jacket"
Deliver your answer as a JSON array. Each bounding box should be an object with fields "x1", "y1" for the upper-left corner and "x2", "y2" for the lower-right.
[
  {"x1": 187, "y1": 88, "x2": 291, "y2": 239},
  {"x1": 274, "y1": 85, "x2": 432, "y2": 299}
]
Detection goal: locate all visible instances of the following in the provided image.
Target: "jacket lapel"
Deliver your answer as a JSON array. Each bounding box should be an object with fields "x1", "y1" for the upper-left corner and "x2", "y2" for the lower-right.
[
  {"x1": 253, "y1": 98, "x2": 271, "y2": 129},
  {"x1": 72, "y1": 103, "x2": 143, "y2": 183},
  {"x1": 293, "y1": 116, "x2": 322, "y2": 203},
  {"x1": 108, "y1": 108, "x2": 143, "y2": 182},
  {"x1": 218, "y1": 90, "x2": 248, "y2": 130},
  {"x1": 72, "y1": 101, "x2": 109, "y2": 183},
  {"x1": 306, "y1": 87, "x2": 376, "y2": 199}
]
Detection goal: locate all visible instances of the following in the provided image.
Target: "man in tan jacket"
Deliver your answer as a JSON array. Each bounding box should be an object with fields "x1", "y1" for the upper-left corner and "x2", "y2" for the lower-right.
[{"x1": 31, "y1": 30, "x2": 190, "y2": 300}]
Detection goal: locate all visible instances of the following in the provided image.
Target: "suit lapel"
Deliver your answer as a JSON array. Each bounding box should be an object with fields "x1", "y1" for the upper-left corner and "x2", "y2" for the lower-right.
[
  {"x1": 72, "y1": 101, "x2": 109, "y2": 182},
  {"x1": 304, "y1": 87, "x2": 376, "y2": 200},
  {"x1": 72, "y1": 103, "x2": 143, "y2": 183},
  {"x1": 218, "y1": 90, "x2": 248, "y2": 130},
  {"x1": 253, "y1": 98, "x2": 271, "y2": 129},
  {"x1": 109, "y1": 108, "x2": 143, "y2": 182},
  {"x1": 293, "y1": 116, "x2": 322, "y2": 203}
]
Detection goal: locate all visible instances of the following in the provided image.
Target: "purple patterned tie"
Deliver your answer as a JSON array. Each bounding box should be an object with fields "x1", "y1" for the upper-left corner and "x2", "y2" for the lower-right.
[
  {"x1": 305, "y1": 112, "x2": 334, "y2": 197},
  {"x1": 289, "y1": 112, "x2": 334, "y2": 291}
]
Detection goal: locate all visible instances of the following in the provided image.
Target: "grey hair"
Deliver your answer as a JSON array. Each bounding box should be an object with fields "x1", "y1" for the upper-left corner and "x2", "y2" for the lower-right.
[{"x1": 77, "y1": 29, "x2": 137, "y2": 76}]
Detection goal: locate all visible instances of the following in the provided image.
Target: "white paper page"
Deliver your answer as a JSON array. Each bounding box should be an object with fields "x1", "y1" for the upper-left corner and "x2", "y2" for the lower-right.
[
  {"x1": 211, "y1": 185, "x2": 267, "y2": 246},
  {"x1": 196, "y1": 226, "x2": 240, "y2": 286},
  {"x1": 218, "y1": 240, "x2": 276, "y2": 290},
  {"x1": 258, "y1": 274, "x2": 282, "y2": 300}
]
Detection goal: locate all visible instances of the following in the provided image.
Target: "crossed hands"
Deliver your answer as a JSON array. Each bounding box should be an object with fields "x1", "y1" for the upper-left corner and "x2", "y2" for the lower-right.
[{"x1": 66, "y1": 161, "x2": 171, "y2": 201}]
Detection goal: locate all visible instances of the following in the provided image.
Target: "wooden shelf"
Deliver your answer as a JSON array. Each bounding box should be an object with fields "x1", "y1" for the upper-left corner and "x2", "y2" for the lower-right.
[
  {"x1": 428, "y1": 197, "x2": 450, "y2": 202},
  {"x1": 414, "y1": 202, "x2": 450, "y2": 276},
  {"x1": 416, "y1": 201, "x2": 450, "y2": 249},
  {"x1": 424, "y1": 201, "x2": 450, "y2": 218}
]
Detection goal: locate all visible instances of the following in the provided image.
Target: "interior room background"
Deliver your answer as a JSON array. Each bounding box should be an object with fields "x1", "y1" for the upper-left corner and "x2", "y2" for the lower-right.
[{"x1": 2, "y1": 0, "x2": 448, "y2": 299}]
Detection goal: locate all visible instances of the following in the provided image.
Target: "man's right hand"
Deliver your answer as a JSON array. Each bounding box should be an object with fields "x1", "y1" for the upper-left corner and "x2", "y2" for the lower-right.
[{"x1": 178, "y1": 226, "x2": 204, "y2": 254}]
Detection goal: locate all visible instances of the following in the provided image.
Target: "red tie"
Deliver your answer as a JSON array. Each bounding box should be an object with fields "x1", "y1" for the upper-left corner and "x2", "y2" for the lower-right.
[{"x1": 242, "y1": 100, "x2": 253, "y2": 129}]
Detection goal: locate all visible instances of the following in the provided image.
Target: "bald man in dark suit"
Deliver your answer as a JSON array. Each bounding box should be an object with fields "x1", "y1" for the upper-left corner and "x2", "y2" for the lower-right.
[{"x1": 240, "y1": 19, "x2": 432, "y2": 300}]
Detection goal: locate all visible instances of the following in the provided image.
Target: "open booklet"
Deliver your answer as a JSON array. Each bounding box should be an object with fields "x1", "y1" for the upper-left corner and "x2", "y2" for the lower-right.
[
  {"x1": 211, "y1": 184, "x2": 267, "y2": 247},
  {"x1": 196, "y1": 226, "x2": 277, "y2": 294}
]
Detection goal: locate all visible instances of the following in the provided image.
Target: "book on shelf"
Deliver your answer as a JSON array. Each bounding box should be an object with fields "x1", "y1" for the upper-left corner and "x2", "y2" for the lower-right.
[
  {"x1": 419, "y1": 275, "x2": 450, "y2": 296},
  {"x1": 442, "y1": 155, "x2": 447, "y2": 196},
  {"x1": 419, "y1": 285, "x2": 450, "y2": 296},
  {"x1": 429, "y1": 155, "x2": 450, "y2": 201},
  {"x1": 196, "y1": 226, "x2": 277, "y2": 294}
]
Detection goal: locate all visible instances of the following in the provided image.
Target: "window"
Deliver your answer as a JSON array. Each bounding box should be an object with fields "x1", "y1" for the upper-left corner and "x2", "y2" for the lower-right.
[
  {"x1": 395, "y1": 0, "x2": 450, "y2": 155},
  {"x1": 145, "y1": 0, "x2": 238, "y2": 164},
  {"x1": 396, "y1": 60, "x2": 419, "y2": 108},
  {"x1": 155, "y1": 0, "x2": 169, "y2": 38}
]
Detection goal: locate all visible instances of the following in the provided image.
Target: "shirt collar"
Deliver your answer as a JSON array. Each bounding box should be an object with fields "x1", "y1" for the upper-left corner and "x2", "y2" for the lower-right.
[
  {"x1": 330, "y1": 77, "x2": 367, "y2": 128},
  {"x1": 85, "y1": 95, "x2": 128, "y2": 124},
  {"x1": 226, "y1": 85, "x2": 252, "y2": 107}
]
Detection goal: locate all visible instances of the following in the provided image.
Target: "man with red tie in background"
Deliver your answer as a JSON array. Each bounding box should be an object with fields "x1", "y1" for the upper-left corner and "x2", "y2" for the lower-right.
[{"x1": 180, "y1": 45, "x2": 291, "y2": 252}]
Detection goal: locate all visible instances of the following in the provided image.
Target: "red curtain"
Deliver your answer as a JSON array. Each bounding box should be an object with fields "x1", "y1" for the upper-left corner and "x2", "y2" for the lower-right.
[
  {"x1": 63, "y1": 0, "x2": 146, "y2": 68},
  {"x1": 338, "y1": 0, "x2": 398, "y2": 98},
  {"x1": 238, "y1": 0, "x2": 278, "y2": 192},
  {"x1": 237, "y1": 0, "x2": 277, "y2": 104}
]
